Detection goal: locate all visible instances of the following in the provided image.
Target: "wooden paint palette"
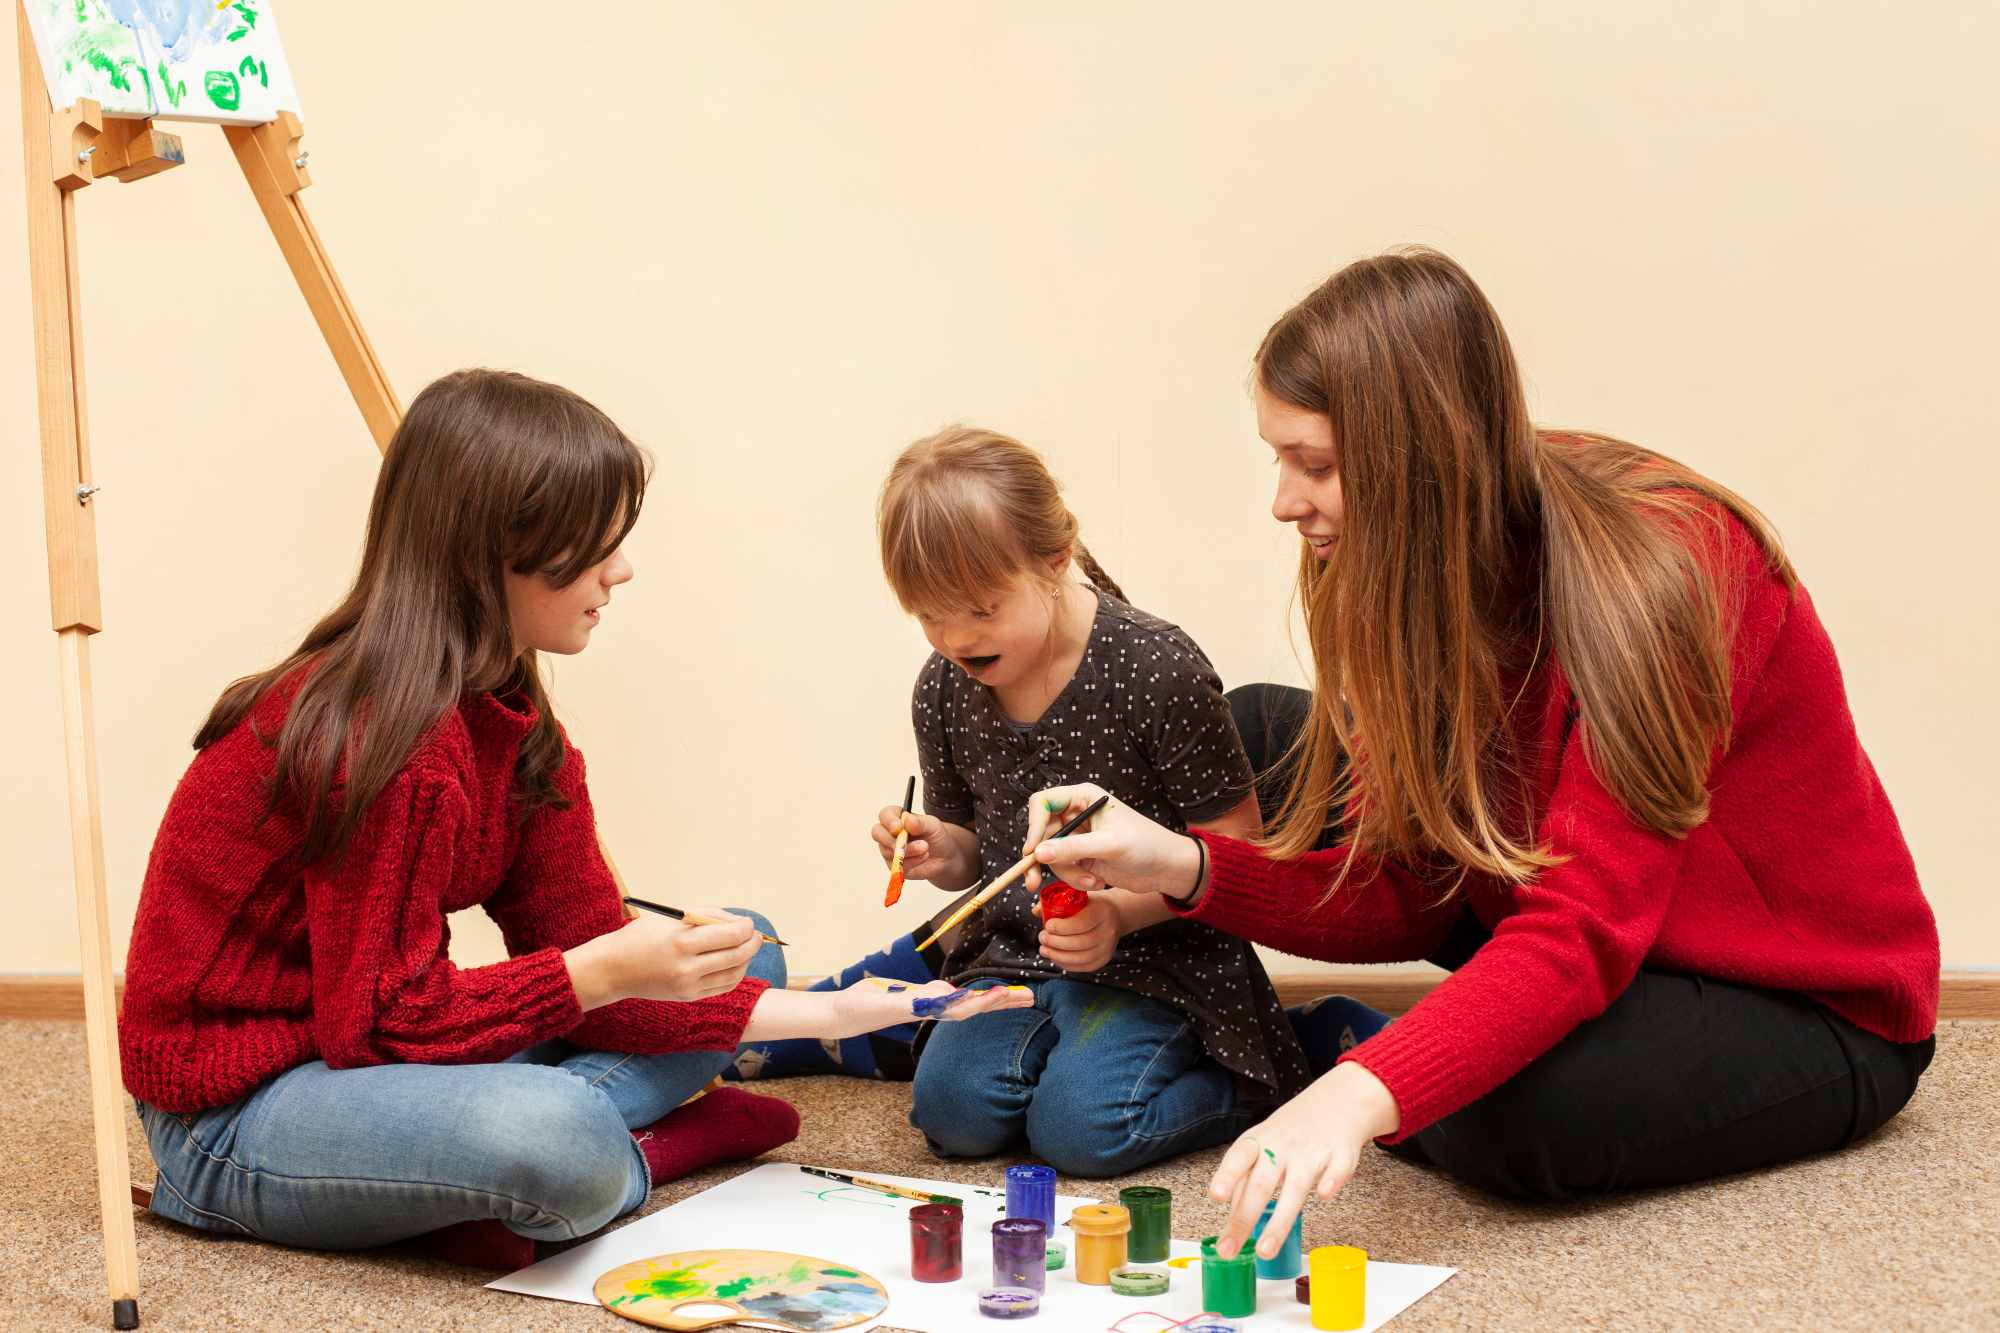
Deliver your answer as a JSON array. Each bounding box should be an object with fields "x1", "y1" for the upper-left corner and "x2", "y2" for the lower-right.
[{"x1": 595, "y1": 1249, "x2": 891, "y2": 1331}]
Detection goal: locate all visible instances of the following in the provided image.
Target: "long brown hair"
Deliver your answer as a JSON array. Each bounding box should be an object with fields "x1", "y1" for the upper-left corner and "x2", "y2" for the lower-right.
[
  {"x1": 196, "y1": 368, "x2": 648, "y2": 865},
  {"x1": 878, "y1": 425, "x2": 1125, "y2": 613},
  {"x1": 1256, "y1": 248, "x2": 1794, "y2": 892}
]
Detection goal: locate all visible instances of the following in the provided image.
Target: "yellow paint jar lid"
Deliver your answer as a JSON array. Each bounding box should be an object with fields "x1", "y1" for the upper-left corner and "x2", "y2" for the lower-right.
[{"x1": 1069, "y1": 1204, "x2": 1132, "y2": 1237}]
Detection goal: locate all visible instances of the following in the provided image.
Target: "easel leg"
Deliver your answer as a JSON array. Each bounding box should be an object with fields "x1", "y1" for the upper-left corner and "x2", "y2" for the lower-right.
[
  {"x1": 58, "y1": 630, "x2": 142, "y2": 1332},
  {"x1": 223, "y1": 116, "x2": 401, "y2": 450}
]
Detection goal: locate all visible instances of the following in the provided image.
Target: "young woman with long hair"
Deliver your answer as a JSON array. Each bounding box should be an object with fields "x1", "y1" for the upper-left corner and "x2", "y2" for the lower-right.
[{"x1": 1022, "y1": 249, "x2": 1938, "y2": 1256}]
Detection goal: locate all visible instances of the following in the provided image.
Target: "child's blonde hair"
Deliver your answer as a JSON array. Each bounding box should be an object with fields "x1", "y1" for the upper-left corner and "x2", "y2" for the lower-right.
[{"x1": 878, "y1": 426, "x2": 1125, "y2": 615}]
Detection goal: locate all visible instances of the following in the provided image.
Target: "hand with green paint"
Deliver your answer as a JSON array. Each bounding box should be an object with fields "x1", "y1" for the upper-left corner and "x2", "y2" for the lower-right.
[
  {"x1": 1205, "y1": 1061, "x2": 1400, "y2": 1265},
  {"x1": 1022, "y1": 782, "x2": 1207, "y2": 903}
]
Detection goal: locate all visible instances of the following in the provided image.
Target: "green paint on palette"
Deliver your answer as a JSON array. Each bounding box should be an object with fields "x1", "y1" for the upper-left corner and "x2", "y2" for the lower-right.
[
  {"x1": 614, "y1": 1257, "x2": 717, "y2": 1305},
  {"x1": 822, "y1": 1268, "x2": 860, "y2": 1278},
  {"x1": 203, "y1": 70, "x2": 239, "y2": 111},
  {"x1": 714, "y1": 1275, "x2": 756, "y2": 1299}
]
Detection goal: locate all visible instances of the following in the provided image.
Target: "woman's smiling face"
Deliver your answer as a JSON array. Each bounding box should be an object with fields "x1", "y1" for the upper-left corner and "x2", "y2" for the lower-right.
[{"x1": 1257, "y1": 382, "x2": 1344, "y2": 560}]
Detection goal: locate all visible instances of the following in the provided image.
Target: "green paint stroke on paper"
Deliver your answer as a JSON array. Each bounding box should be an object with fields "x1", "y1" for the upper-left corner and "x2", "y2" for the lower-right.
[
  {"x1": 82, "y1": 47, "x2": 134, "y2": 92},
  {"x1": 156, "y1": 60, "x2": 184, "y2": 107}
]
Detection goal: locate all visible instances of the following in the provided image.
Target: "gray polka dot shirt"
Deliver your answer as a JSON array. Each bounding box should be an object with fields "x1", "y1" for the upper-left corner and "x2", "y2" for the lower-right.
[{"x1": 913, "y1": 592, "x2": 1311, "y2": 1099}]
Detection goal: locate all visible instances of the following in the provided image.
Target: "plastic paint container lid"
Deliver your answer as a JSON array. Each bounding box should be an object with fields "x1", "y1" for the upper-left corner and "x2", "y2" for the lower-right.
[
  {"x1": 1108, "y1": 1266, "x2": 1169, "y2": 1296},
  {"x1": 977, "y1": 1286, "x2": 1040, "y2": 1319},
  {"x1": 1069, "y1": 1203, "x2": 1133, "y2": 1236},
  {"x1": 1045, "y1": 1240, "x2": 1067, "y2": 1271}
]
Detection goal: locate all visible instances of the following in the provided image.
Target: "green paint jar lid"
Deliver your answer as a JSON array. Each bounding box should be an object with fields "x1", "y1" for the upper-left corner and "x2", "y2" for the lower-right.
[
  {"x1": 1109, "y1": 1266, "x2": 1169, "y2": 1296},
  {"x1": 1045, "y1": 1240, "x2": 1067, "y2": 1271}
]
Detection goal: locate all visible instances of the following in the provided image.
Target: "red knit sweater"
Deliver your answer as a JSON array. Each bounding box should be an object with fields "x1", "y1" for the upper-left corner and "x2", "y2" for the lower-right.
[
  {"x1": 1178, "y1": 513, "x2": 1939, "y2": 1143},
  {"x1": 119, "y1": 679, "x2": 768, "y2": 1113}
]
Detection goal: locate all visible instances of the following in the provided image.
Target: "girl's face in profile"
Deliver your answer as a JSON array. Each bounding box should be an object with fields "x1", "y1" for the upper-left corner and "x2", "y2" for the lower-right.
[
  {"x1": 1257, "y1": 382, "x2": 1344, "y2": 560},
  {"x1": 504, "y1": 547, "x2": 634, "y2": 656}
]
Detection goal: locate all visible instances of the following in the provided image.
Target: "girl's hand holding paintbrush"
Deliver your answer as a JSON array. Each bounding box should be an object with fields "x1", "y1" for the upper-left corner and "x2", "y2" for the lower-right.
[
  {"x1": 567, "y1": 907, "x2": 763, "y2": 1008},
  {"x1": 871, "y1": 807, "x2": 980, "y2": 893}
]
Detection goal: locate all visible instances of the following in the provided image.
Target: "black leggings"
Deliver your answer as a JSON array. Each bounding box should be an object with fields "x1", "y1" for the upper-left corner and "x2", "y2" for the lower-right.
[{"x1": 1226, "y1": 683, "x2": 1935, "y2": 1201}]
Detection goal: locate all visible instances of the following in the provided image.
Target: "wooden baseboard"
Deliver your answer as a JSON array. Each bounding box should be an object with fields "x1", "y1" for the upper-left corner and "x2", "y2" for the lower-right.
[
  {"x1": 3, "y1": 969, "x2": 1993, "y2": 1021},
  {"x1": 0, "y1": 975, "x2": 124, "y2": 1021}
]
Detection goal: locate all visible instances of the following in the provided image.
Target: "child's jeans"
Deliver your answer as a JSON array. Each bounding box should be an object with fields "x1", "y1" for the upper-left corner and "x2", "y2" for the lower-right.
[
  {"x1": 910, "y1": 977, "x2": 1263, "y2": 1178},
  {"x1": 133, "y1": 911, "x2": 786, "y2": 1249}
]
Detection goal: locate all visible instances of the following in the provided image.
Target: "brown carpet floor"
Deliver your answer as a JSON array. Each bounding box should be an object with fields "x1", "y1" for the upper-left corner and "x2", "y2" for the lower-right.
[{"x1": 6, "y1": 1019, "x2": 1995, "y2": 1332}]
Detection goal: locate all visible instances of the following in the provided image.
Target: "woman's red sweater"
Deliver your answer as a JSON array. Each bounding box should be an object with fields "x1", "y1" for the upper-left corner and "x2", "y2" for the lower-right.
[{"x1": 1179, "y1": 513, "x2": 1939, "y2": 1142}]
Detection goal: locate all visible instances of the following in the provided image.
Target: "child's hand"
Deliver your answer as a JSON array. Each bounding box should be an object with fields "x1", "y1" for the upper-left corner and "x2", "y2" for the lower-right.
[
  {"x1": 1035, "y1": 892, "x2": 1121, "y2": 972},
  {"x1": 578, "y1": 907, "x2": 761, "y2": 1006},
  {"x1": 837, "y1": 978, "x2": 1035, "y2": 1032},
  {"x1": 872, "y1": 807, "x2": 954, "y2": 883}
]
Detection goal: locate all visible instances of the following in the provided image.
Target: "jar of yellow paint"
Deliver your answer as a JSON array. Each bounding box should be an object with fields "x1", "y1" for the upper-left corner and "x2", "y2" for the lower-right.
[
  {"x1": 1068, "y1": 1204, "x2": 1131, "y2": 1285},
  {"x1": 1309, "y1": 1244, "x2": 1367, "y2": 1330}
]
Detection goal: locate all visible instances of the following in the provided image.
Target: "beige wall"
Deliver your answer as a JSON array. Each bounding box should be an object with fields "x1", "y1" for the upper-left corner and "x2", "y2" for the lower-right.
[{"x1": 3, "y1": 2, "x2": 1994, "y2": 985}]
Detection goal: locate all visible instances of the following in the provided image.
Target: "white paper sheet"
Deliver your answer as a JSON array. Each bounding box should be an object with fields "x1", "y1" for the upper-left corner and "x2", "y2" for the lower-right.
[{"x1": 488, "y1": 1162, "x2": 1455, "y2": 1332}]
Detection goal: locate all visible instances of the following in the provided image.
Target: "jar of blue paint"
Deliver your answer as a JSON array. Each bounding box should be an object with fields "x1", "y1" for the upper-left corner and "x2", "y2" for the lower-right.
[{"x1": 1250, "y1": 1199, "x2": 1305, "y2": 1280}]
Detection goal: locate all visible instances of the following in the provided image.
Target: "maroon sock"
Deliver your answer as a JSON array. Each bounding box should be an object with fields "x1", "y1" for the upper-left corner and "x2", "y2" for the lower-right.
[
  {"x1": 633, "y1": 1086, "x2": 801, "y2": 1185},
  {"x1": 417, "y1": 1217, "x2": 537, "y2": 1272}
]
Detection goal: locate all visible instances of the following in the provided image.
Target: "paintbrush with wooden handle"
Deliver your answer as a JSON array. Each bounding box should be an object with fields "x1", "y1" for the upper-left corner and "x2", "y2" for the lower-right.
[{"x1": 913, "y1": 794, "x2": 1110, "y2": 953}]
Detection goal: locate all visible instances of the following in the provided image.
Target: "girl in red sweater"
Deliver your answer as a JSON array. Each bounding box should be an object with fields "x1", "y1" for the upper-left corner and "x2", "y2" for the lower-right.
[
  {"x1": 1023, "y1": 249, "x2": 1939, "y2": 1261},
  {"x1": 118, "y1": 369, "x2": 1026, "y2": 1268}
]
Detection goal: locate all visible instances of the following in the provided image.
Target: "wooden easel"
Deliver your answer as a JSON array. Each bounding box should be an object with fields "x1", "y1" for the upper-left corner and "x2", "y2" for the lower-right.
[{"x1": 15, "y1": 4, "x2": 397, "y2": 1324}]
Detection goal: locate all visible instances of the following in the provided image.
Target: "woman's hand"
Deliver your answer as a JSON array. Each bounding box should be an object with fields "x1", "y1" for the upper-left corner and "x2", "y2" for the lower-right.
[
  {"x1": 565, "y1": 907, "x2": 762, "y2": 1009},
  {"x1": 871, "y1": 807, "x2": 978, "y2": 890},
  {"x1": 1022, "y1": 783, "x2": 1204, "y2": 899},
  {"x1": 1035, "y1": 893, "x2": 1122, "y2": 972},
  {"x1": 1207, "y1": 1063, "x2": 1401, "y2": 1262}
]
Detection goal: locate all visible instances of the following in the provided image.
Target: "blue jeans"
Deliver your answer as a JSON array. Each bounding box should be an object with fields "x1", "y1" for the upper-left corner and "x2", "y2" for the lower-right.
[
  {"x1": 134, "y1": 911, "x2": 785, "y2": 1248},
  {"x1": 909, "y1": 978, "x2": 1261, "y2": 1179}
]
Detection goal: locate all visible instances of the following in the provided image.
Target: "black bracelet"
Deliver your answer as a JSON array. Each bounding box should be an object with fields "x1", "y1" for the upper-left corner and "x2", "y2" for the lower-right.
[{"x1": 1176, "y1": 833, "x2": 1207, "y2": 904}]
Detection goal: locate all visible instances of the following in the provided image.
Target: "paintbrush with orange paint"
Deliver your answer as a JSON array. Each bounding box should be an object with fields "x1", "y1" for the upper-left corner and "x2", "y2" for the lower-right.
[{"x1": 884, "y1": 775, "x2": 917, "y2": 906}]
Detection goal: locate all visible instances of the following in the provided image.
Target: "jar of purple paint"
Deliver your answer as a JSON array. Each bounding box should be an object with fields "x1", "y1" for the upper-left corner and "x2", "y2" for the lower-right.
[{"x1": 991, "y1": 1217, "x2": 1048, "y2": 1293}]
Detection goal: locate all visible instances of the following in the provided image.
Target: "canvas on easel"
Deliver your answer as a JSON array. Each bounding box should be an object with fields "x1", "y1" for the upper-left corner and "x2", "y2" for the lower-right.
[{"x1": 21, "y1": 0, "x2": 301, "y2": 124}]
